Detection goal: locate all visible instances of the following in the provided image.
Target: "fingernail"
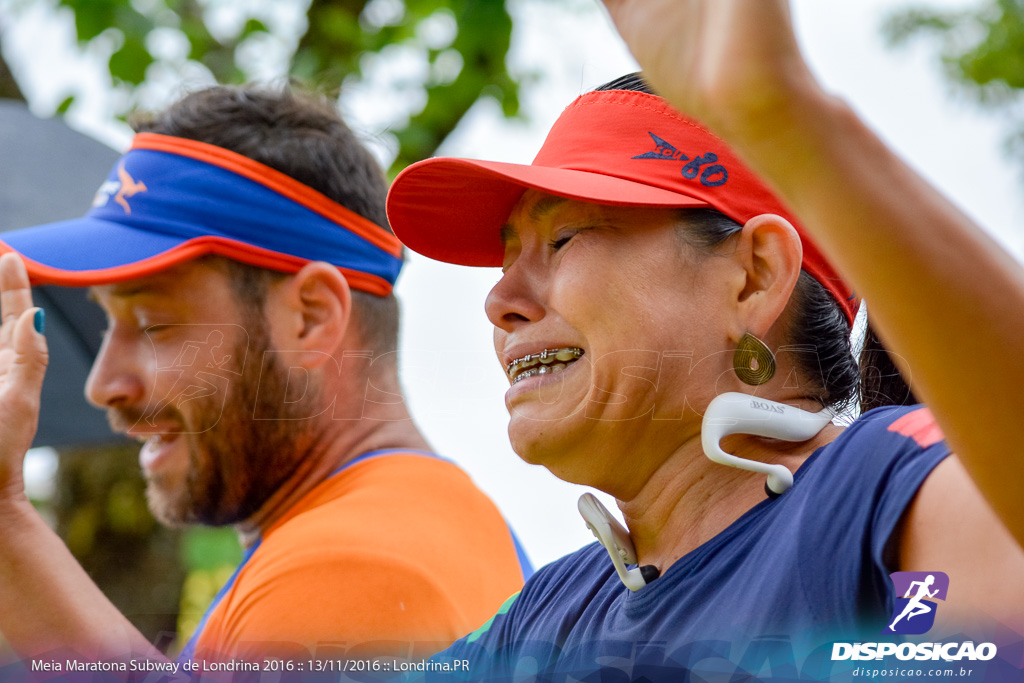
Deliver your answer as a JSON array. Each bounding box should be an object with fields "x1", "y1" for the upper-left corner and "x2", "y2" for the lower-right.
[{"x1": 34, "y1": 308, "x2": 45, "y2": 335}]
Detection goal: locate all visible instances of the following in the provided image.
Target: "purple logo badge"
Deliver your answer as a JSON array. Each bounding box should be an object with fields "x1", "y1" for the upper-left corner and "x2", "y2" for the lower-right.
[{"x1": 884, "y1": 571, "x2": 949, "y2": 635}]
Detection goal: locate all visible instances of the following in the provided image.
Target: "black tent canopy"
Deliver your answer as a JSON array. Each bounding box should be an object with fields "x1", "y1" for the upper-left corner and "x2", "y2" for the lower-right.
[{"x1": 0, "y1": 99, "x2": 126, "y2": 448}]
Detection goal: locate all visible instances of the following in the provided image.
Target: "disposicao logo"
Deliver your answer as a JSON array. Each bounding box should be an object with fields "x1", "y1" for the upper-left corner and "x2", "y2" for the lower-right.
[
  {"x1": 831, "y1": 571, "x2": 998, "y2": 663},
  {"x1": 885, "y1": 571, "x2": 948, "y2": 635}
]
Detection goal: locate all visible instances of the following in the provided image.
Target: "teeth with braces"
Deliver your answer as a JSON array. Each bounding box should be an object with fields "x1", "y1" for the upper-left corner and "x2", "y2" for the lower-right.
[{"x1": 507, "y1": 346, "x2": 584, "y2": 384}]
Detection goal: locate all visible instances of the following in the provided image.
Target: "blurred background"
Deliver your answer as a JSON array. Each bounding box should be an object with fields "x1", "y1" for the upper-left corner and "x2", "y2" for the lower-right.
[{"x1": 1, "y1": 0, "x2": 1023, "y2": 654}]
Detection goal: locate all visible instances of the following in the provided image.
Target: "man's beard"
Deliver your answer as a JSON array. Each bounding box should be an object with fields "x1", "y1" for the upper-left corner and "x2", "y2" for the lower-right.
[
  {"x1": 175, "y1": 348, "x2": 310, "y2": 527},
  {"x1": 116, "y1": 328, "x2": 317, "y2": 527}
]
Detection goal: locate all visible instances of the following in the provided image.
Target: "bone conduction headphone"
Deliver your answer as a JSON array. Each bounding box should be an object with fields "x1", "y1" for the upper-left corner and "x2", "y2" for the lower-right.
[{"x1": 578, "y1": 392, "x2": 835, "y2": 592}]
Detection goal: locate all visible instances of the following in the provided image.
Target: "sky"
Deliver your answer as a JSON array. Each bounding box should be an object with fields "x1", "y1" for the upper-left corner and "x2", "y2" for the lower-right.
[{"x1": 6, "y1": 0, "x2": 1024, "y2": 569}]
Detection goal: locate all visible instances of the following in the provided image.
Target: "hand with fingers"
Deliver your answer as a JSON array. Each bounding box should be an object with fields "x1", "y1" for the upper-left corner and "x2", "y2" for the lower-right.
[
  {"x1": 598, "y1": 0, "x2": 817, "y2": 138},
  {"x1": 0, "y1": 253, "x2": 157, "y2": 660},
  {"x1": 0, "y1": 252, "x2": 48, "y2": 500}
]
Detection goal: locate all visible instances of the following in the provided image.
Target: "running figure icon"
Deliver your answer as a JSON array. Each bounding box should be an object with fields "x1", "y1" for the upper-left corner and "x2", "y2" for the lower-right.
[{"x1": 889, "y1": 574, "x2": 939, "y2": 631}]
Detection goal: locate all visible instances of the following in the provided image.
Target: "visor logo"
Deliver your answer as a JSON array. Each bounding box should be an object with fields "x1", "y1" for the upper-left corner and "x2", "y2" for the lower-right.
[
  {"x1": 884, "y1": 571, "x2": 949, "y2": 635},
  {"x1": 114, "y1": 161, "x2": 148, "y2": 214},
  {"x1": 93, "y1": 161, "x2": 148, "y2": 214},
  {"x1": 632, "y1": 132, "x2": 729, "y2": 187}
]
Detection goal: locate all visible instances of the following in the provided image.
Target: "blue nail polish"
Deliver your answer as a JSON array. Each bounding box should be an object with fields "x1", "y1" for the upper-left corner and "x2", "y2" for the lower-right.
[{"x1": 34, "y1": 309, "x2": 45, "y2": 335}]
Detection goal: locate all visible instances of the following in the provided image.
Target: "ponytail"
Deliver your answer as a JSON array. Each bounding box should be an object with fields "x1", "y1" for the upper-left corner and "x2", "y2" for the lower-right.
[{"x1": 858, "y1": 322, "x2": 916, "y2": 412}]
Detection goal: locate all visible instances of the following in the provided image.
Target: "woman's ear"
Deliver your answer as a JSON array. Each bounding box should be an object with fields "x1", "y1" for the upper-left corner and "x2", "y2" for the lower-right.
[
  {"x1": 731, "y1": 213, "x2": 803, "y2": 338},
  {"x1": 268, "y1": 261, "x2": 352, "y2": 367}
]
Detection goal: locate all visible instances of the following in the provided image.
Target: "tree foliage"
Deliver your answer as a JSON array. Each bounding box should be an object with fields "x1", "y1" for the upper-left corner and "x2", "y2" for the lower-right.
[
  {"x1": 6, "y1": 0, "x2": 520, "y2": 175},
  {"x1": 53, "y1": 445, "x2": 186, "y2": 647},
  {"x1": 883, "y1": 0, "x2": 1024, "y2": 164},
  {"x1": 0, "y1": 36, "x2": 23, "y2": 100}
]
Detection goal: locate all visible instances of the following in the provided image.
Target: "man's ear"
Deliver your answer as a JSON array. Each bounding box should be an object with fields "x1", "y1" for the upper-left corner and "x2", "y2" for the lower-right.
[
  {"x1": 267, "y1": 261, "x2": 352, "y2": 367},
  {"x1": 729, "y1": 213, "x2": 803, "y2": 339}
]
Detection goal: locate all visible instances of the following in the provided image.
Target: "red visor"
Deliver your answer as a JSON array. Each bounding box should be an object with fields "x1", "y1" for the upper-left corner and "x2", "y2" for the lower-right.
[{"x1": 387, "y1": 89, "x2": 857, "y2": 324}]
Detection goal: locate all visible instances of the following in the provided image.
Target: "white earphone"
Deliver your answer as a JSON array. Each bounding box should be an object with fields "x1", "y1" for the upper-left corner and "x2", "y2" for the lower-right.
[
  {"x1": 578, "y1": 492, "x2": 658, "y2": 592},
  {"x1": 578, "y1": 392, "x2": 833, "y2": 591},
  {"x1": 701, "y1": 391, "x2": 833, "y2": 496}
]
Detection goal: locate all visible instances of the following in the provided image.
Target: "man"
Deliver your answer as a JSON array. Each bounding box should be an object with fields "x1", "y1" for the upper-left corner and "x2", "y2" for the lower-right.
[{"x1": 0, "y1": 85, "x2": 530, "y2": 665}]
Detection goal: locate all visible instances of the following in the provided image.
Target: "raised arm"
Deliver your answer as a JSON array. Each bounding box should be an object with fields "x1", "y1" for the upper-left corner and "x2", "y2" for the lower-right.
[
  {"x1": 0, "y1": 253, "x2": 161, "y2": 661},
  {"x1": 600, "y1": 0, "x2": 1024, "y2": 546}
]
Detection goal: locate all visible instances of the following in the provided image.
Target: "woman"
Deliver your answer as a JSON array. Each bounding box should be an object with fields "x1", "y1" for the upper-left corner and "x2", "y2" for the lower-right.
[{"x1": 385, "y1": 2, "x2": 1024, "y2": 680}]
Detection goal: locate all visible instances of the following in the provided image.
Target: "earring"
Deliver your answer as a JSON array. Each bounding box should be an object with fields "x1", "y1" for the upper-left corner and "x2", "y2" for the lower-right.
[{"x1": 733, "y1": 333, "x2": 776, "y2": 386}]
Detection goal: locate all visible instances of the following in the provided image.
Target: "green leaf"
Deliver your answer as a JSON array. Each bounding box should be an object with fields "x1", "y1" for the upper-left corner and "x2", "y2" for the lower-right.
[
  {"x1": 200, "y1": 45, "x2": 241, "y2": 83},
  {"x1": 56, "y1": 95, "x2": 75, "y2": 114},
  {"x1": 113, "y1": 4, "x2": 155, "y2": 39},
  {"x1": 881, "y1": 8, "x2": 961, "y2": 47},
  {"x1": 241, "y1": 18, "x2": 269, "y2": 39},
  {"x1": 500, "y1": 85, "x2": 519, "y2": 118},
  {"x1": 61, "y1": 0, "x2": 117, "y2": 42},
  {"x1": 290, "y1": 48, "x2": 325, "y2": 82},
  {"x1": 181, "y1": 526, "x2": 243, "y2": 572},
  {"x1": 182, "y1": 15, "x2": 218, "y2": 61},
  {"x1": 108, "y1": 35, "x2": 154, "y2": 85},
  {"x1": 318, "y1": 5, "x2": 363, "y2": 43}
]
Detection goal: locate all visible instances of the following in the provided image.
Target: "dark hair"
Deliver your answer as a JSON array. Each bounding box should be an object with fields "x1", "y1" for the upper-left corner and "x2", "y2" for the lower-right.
[
  {"x1": 133, "y1": 85, "x2": 399, "y2": 358},
  {"x1": 595, "y1": 73, "x2": 916, "y2": 414}
]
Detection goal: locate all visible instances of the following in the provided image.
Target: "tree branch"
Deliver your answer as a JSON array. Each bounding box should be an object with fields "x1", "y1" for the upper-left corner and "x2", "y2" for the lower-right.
[{"x1": 0, "y1": 35, "x2": 26, "y2": 101}]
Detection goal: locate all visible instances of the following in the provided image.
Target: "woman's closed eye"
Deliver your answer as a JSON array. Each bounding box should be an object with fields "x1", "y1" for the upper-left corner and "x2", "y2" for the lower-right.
[{"x1": 549, "y1": 228, "x2": 588, "y2": 251}]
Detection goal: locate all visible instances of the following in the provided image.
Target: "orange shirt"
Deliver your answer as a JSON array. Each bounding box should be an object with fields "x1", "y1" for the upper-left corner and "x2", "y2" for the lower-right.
[{"x1": 189, "y1": 451, "x2": 528, "y2": 662}]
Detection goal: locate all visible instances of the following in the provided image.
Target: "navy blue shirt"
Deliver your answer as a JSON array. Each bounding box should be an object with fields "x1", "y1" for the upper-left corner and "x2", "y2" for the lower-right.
[{"x1": 430, "y1": 406, "x2": 955, "y2": 681}]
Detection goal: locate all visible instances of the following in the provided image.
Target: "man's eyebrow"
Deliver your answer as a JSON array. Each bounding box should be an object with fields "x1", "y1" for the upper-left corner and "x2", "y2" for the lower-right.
[{"x1": 88, "y1": 282, "x2": 161, "y2": 303}]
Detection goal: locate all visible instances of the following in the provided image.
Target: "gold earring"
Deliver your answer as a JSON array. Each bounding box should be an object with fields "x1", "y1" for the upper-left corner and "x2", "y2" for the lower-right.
[{"x1": 733, "y1": 333, "x2": 776, "y2": 386}]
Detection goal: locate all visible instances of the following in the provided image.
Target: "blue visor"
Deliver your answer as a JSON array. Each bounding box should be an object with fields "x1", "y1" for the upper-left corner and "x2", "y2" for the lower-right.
[{"x1": 0, "y1": 133, "x2": 403, "y2": 295}]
